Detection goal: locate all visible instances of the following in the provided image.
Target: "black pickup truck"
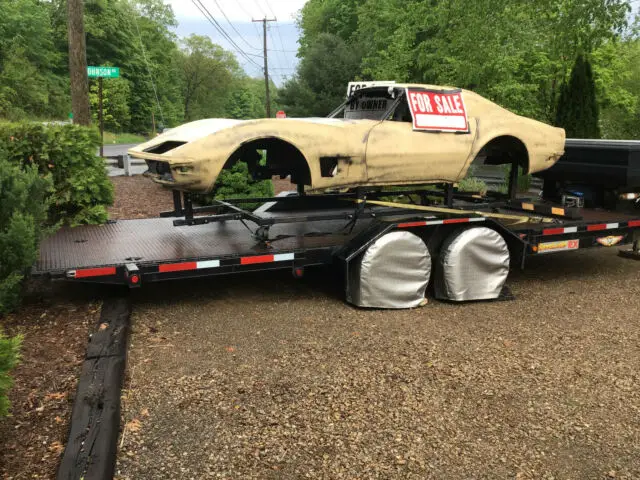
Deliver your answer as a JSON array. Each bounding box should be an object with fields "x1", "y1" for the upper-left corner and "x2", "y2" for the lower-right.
[{"x1": 536, "y1": 138, "x2": 640, "y2": 209}]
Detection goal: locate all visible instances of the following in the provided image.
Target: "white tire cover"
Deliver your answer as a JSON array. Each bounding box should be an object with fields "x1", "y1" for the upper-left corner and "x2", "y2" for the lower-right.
[
  {"x1": 435, "y1": 227, "x2": 510, "y2": 301},
  {"x1": 350, "y1": 231, "x2": 431, "y2": 309}
]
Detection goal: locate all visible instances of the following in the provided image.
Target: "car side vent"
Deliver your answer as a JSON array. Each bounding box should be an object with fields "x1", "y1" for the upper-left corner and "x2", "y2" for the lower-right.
[{"x1": 144, "y1": 141, "x2": 186, "y2": 154}]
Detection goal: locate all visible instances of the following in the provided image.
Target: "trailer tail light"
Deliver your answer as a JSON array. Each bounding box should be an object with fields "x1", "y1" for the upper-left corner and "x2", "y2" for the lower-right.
[
  {"x1": 125, "y1": 263, "x2": 141, "y2": 288},
  {"x1": 293, "y1": 267, "x2": 304, "y2": 278},
  {"x1": 619, "y1": 193, "x2": 639, "y2": 200}
]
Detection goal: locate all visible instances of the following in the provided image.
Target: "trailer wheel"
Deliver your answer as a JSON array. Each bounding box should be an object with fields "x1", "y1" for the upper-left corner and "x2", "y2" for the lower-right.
[
  {"x1": 348, "y1": 231, "x2": 431, "y2": 309},
  {"x1": 434, "y1": 227, "x2": 510, "y2": 302}
]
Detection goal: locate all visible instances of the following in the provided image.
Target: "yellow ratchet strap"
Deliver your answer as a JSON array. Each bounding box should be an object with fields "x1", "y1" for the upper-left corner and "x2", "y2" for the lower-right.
[{"x1": 355, "y1": 198, "x2": 554, "y2": 225}]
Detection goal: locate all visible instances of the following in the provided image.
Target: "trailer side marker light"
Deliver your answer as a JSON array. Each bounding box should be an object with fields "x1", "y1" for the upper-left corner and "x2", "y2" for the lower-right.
[
  {"x1": 159, "y1": 261, "x2": 197, "y2": 273},
  {"x1": 74, "y1": 266, "x2": 117, "y2": 278},
  {"x1": 522, "y1": 203, "x2": 534, "y2": 211},
  {"x1": 628, "y1": 220, "x2": 640, "y2": 228}
]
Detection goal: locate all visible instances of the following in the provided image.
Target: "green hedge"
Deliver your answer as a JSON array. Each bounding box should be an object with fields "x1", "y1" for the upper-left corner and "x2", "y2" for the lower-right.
[
  {"x1": 0, "y1": 330, "x2": 21, "y2": 417},
  {"x1": 0, "y1": 122, "x2": 113, "y2": 226},
  {"x1": 0, "y1": 154, "x2": 52, "y2": 314}
]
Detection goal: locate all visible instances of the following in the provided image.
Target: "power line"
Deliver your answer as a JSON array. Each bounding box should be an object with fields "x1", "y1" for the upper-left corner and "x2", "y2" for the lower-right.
[
  {"x1": 251, "y1": 0, "x2": 266, "y2": 17},
  {"x1": 262, "y1": 0, "x2": 292, "y2": 62},
  {"x1": 191, "y1": 0, "x2": 263, "y2": 70},
  {"x1": 209, "y1": 0, "x2": 261, "y2": 51}
]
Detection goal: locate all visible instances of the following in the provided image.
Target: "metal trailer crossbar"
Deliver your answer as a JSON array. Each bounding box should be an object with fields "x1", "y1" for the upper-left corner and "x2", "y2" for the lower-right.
[{"x1": 33, "y1": 186, "x2": 640, "y2": 307}]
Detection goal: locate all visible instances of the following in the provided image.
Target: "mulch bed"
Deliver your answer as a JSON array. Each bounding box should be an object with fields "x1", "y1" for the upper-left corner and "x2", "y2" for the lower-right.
[
  {"x1": 108, "y1": 175, "x2": 296, "y2": 220},
  {"x1": 0, "y1": 284, "x2": 101, "y2": 479}
]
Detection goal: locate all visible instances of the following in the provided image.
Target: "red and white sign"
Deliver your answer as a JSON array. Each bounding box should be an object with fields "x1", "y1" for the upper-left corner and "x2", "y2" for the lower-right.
[
  {"x1": 276, "y1": 110, "x2": 286, "y2": 118},
  {"x1": 405, "y1": 88, "x2": 469, "y2": 132}
]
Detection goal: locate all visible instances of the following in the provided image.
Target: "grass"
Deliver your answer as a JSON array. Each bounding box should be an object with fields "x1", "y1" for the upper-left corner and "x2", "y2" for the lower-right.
[{"x1": 103, "y1": 131, "x2": 147, "y2": 144}]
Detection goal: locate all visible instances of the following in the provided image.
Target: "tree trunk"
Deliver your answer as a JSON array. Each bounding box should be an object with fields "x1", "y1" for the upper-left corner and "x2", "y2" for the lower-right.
[{"x1": 67, "y1": 0, "x2": 90, "y2": 126}]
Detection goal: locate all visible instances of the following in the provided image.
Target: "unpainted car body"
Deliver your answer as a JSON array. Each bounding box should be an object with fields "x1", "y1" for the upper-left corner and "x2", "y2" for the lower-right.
[{"x1": 129, "y1": 84, "x2": 565, "y2": 193}]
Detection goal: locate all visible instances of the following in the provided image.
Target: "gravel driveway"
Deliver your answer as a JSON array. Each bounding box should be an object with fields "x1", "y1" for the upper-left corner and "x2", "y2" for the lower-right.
[{"x1": 116, "y1": 248, "x2": 639, "y2": 479}]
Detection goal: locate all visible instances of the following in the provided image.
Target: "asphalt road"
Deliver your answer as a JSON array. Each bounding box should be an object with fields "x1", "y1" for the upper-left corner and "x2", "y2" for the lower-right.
[
  {"x1": 98, "y1": 143, "x2": 139, "y2": 158},
  {"x1": 116, "y1": 247, "x2": 640, "y2": 479}
]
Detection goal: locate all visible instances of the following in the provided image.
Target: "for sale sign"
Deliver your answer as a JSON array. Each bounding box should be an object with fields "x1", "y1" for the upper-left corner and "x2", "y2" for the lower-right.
[{"x1": 406, "y1": 88, "x2": 469, "y2": 132}]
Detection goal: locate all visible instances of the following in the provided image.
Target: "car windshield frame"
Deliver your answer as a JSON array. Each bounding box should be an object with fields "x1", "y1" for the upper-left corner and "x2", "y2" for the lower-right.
[{"x1": 327, "y1": 86, "x2": 405, "y2": 121}]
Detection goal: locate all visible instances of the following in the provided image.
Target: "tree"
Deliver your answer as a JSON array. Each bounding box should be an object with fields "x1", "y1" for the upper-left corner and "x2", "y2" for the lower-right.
[
  {"x1": 67, "y1": 0, "x2": 91, "y2": 125},
  {"x1": 555, "y1": 54, "x2": 601, "y2": 138},
  {"x1": 89, "y1": 77, "x2": 131, "y2": 131},
  {"x1": 277, "y1": 33, "x2": 361, "y2": 117},
  {"x1": 177, "y1": 35, "x2": 241, "y2": 121}
]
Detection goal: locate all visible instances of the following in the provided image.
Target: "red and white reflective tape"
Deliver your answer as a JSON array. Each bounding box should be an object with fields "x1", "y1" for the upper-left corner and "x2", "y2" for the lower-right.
[
  {"x1": 240, "y1": 253, "x2": 295, "y2": 265},
  {"x1": 398, "y1": 217, "x2": 485, "y2": 228},
  {"x1": 586, "y1": 223, "x2": 620, "y2": 232},
  {"x1": 158, "y1": 260, "x2": 220, "y2": 273},
  {"x1": 157, "y1": 253, "x2": 296, "y2": 272},
  {"x1": 542, "y1": 226, "x2": 578, "y2": 236}
]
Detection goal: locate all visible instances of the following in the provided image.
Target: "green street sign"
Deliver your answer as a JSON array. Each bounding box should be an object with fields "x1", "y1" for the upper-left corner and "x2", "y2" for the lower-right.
[{"x1": 87, "y1": 66, "x2": 120, "y2": 78}]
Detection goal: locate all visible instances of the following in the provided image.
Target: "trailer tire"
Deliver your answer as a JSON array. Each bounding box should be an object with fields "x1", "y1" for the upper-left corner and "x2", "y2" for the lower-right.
[
  {"x1": 434, "y1": 227, "x2": 510, "y2": 302},
  {"x1": 348, "y1": 231, "x2": 431, "y2": 309}
]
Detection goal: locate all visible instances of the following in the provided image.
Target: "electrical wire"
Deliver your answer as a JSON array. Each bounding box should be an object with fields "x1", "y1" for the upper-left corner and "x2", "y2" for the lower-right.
[
  {"x1": 191, "y1": 0, "x2": 263, "y2": 70},
  {"x1": 209, "y1": 0, "x2": 261, "y2": 51}
]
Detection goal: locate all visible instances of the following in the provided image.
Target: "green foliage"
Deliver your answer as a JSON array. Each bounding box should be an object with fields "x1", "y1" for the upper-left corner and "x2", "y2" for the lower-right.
[
  {"x1": 278, "y1": 33, "x2": 362, "y2": 117},
  {"x1": 0, "y1": 153, "x2": 51, "y2": 314},
  {"x1": 212, "y1": 161, "x2": 274, "y2": 200},
  {"x1": 89, "y1": 77, "x2": 132, "y2": 132},
  {"x1": 226, "y1": 77, "x2": 278, "y2": 119},
  {"x1": 592, "y1": 39, "x2": 640, "y2": 139},
  {"x1": 288, "y1": 0, "x2": 637, "y2": 131},
  {"x1": 555, "y1": 54, "x2": 600, "y2": 138},
  {"x1": 177, "y1": 35, "x2": 242, "y2": 121},
  {"x1": 0, "y1": 330, "x2": 22, "y2": 417},
  {"x1": 297, "y1": 0, "x2": 364, "y2": 55},
  {"x1": 197, "y1": 162, "x2": 274, "y2": 210},
  {"x1": 0, "y1": 122, "x2": 113, "y2": 225},
  {"x1": 457, "y1": 177, "x2": 488, "y2": 195}
]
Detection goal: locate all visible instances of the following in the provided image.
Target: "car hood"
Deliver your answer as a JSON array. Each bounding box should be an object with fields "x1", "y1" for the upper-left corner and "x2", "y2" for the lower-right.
[{"x1": 128, "y1": 117, "x2": 376, "y2": 159}]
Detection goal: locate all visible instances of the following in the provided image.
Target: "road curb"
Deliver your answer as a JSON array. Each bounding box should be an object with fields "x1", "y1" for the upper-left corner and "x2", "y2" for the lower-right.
[{"x1": 57, "y1": 291, "x2": 131, "y2": 480}]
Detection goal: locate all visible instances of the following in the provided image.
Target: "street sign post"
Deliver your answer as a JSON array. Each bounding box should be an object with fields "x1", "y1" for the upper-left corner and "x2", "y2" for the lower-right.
[{"x1": 87, "y1": 66, "x2": 120, "y2": 157}]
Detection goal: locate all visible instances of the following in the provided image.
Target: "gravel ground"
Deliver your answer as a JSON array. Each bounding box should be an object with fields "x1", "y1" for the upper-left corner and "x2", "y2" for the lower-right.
[{"x1": 116, "y1": 248, "x2": 640, "y2": 479}]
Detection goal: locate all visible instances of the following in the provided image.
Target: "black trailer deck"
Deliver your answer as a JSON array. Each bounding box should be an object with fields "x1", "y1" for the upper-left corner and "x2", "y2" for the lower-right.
[
  {"x1": 34, "y1": 186, "x2": 640, "y2": 290},
  {"x1": 35, "y1": 215, "x2": 369, "y2": 274}
]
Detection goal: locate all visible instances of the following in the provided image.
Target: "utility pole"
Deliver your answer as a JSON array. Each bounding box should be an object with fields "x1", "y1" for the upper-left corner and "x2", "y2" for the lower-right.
[
  {"x1": 252, "y1": 17, "x2": 276, "y2": 118},
  {"x1": 67, "y1": 0, "x2": 91, "y2": 126}
]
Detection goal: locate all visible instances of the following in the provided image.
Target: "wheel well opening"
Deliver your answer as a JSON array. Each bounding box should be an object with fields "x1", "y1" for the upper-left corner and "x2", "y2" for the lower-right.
[
  {"x1": 473, "y1": 135, "x2": 529, "y2": 174},
  {"x1": 224, "y1": 137, "x2": 312, "y2": 186}
]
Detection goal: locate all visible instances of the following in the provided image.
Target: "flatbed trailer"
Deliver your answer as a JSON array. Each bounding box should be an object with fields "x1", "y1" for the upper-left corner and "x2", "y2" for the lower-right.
[{"x1": 34, "y1": 182, "x2": 640, "y2": 308}]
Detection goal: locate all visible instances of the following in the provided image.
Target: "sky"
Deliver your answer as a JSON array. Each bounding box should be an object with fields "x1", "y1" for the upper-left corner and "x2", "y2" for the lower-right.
[{"x1": 168, "y1": 0, "x2": 307, "y2": 85}]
